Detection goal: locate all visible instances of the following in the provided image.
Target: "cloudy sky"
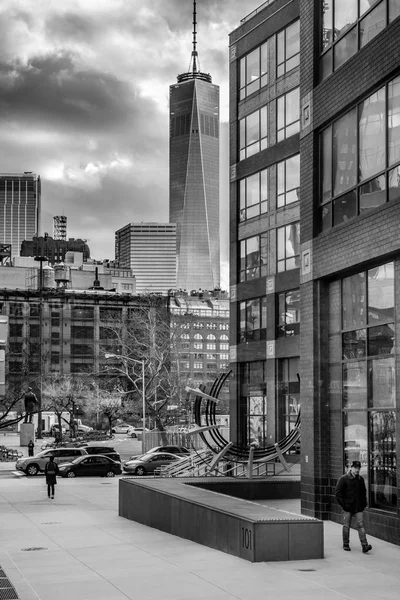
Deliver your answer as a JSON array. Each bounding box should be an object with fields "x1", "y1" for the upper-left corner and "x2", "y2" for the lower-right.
[{"x1": 0, "y1": 0, "x2": 258, "y2": 288}]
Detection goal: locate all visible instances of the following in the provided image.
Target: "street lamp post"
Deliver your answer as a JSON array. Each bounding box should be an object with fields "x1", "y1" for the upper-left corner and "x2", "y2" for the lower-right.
[
  {"x1": 104, "y1": 353, "x2": 146, "y2": 453},
  {"x1": 34, "y1": 255, "x2": 48, "y2": 439}
]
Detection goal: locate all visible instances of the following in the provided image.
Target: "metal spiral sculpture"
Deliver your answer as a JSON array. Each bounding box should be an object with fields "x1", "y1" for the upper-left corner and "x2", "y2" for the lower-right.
[{"x1": 187, "y1": 370, "x2": 301, "y2": 464}]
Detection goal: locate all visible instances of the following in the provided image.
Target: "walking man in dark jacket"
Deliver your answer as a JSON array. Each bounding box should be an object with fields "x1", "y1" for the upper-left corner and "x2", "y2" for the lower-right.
[{"x1": 335, "y1": 460, "x2": 372, "y2": 553}]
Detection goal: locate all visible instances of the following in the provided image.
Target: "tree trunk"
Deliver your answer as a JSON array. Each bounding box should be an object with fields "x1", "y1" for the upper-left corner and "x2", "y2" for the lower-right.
[
  {"x1": 108, "y1": 416, "x2": 113, "y2": 435},
  {"x1": 154, "y1": 415, "x2": 168, "y2": 444}
]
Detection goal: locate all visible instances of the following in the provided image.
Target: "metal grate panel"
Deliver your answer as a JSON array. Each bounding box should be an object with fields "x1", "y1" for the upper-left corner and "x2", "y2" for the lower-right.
[{"x1": 0, "y1": 588, "x2": 18, "y2": 600}]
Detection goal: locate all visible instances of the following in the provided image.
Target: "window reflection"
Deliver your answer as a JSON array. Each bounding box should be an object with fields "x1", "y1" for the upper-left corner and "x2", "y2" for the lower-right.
[
  {"x1": 320, "y1": 74, "x2": 400, "y2": 230},
  {"x1": 369, "y1": 410, "x2": 397, "y2": 511},
  {"x1": 359, "y1": 88, "x2": 385, "y2": 181},
  {"x1": 277, "y1": 223, "x2": 300, "y2": 272},
  {"x1": 368, "y1": 324, "x2": 394, "y2": 357},
  {"x1": 342, "y1": 272, "x2": 366, "y2": 329},
  {"x1": 389, "y1": 0, "x2": 400, "y2": 21},
  {"x1": 239, "y1": 234, "x2": 268, "y2": 281},
  {"x1": 335, "y1": 0, "x2": 357, "y2": 37},
  {"x1": 333, "y1": 109, "x2": 357, "y2": 196},
  {"x1": 277, "y1": 20, "x2": 300, "y2": 77},
  {"x1": 368, "y1": 357, "x2": 395, "y2": 407},
  {"x1": 277, "y1": 88, "x2": 300, "y2": 142},
  {"x1": 332, "y1": 190, "x2": 357, "y2": 225},
  {"x1": 239, "y1": 106, "x2": 268, "y2": 160},
  {"x1": 344, "y1": 411, "x2": 368, "y2": 472},
  {"x1": 342, "y1": 329, "x2": 366, "y2": 359},
  {"x1": 360, "y1": 1, "x2": 386, "y2": 47},
  {"x1": 367, "y1": 263, "x2": 394, "y2": 324},
  {"x1": 277, "y1": 154, "x2": 300, "y2": 207},
  {"x1": 388, "y1": 76, "x2": 400, "y2": 166},
  {"x1": 239, "y1": 42, "x2": 268, "y2": 100},
  {"x1": 343, "y1": 362, "x2": 367, "y2": 409},
  {"x1": 334, "y1": 26, "x2": 357, "y2": 69},
  {"x1": 359, "y1": 175, "x2": 386, "y2": 213},
  {"x1": 277, "y1": 289, "x2": 300, "y2": 337},
  {"x1": 388, "y1": 165, "x2": 400, "y2": 202},
  {"x1": 320, "y1": 1, "x2": 394, "y2": 81}
]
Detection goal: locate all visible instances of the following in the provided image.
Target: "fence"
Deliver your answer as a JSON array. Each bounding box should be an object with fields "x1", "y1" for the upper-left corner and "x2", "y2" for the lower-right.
[{"x1": 143, "y1": 431, "x2": 205, "y2": 452}]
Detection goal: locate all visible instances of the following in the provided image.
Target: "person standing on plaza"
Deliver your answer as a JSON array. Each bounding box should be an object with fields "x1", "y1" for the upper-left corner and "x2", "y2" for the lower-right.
[
  {"x1": 335, "y1": 460, "x2": 372, "y2": 553},
  {"x1": 28, "y1": 439, "x2": 34, "y2": 457},
  {"x1": 44, "y1": 455, "x2": 59, "y2": 499}
]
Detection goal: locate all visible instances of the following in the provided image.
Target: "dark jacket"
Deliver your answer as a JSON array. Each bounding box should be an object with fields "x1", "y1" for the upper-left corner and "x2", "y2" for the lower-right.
[
  {"x1": 44, "y1": 460, "x2": 59, "y2": 485},
  {"x1": 335, "y1": 471, "x2": 367, "y2": 513}
]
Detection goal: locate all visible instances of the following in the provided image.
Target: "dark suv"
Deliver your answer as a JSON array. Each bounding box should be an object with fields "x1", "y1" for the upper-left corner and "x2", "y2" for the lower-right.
[{"x1": 81, "y1": 446, "x2": 121, "y2": 463}]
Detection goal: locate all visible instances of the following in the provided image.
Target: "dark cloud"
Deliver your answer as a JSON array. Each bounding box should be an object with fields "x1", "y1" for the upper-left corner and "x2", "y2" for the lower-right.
[{"x1": 0, "y1": 52, "x2": 156, "y2": 135}]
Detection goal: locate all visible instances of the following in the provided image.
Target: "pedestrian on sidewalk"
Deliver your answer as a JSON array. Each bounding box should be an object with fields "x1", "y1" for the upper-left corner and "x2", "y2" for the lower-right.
[
  {"x1": 44, "y1": 456, "x2": 59, "y2": 499},
  {"x1": 28, "y1": 439, "x2": 34, "y2": 457},
  {"x1": 335, "y1": 460, "x2": 372, "y2": 553}
]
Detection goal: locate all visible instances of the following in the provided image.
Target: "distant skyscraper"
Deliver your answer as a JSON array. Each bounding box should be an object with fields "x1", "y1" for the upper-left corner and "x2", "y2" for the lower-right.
[
  {"x1": 169, "y1": 0, "x2": 220, "y2": 291},
  {"x1": 0, "y1": 172, "x2": 41, "y2": 257},
  {"x1": 53, "y1": 215, "x2": 67, "y2": 241},
  {"x1": 115, "y1": 223, "x2": 177, "y2": 294}
]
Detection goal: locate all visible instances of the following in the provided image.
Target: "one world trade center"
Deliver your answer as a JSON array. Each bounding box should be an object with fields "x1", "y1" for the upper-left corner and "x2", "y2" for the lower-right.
[{"x1": 169, "y1": 0, "x2": 220, "y2": 291}]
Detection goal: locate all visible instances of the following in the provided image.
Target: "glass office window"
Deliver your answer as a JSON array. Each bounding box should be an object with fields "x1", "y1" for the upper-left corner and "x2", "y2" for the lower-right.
[
  {"x1": 239, "y1": 234, "x2": 268, "y2": 281},
  {"x1": 320, "y1": 1, "x2": 394, "y2": 80},
  {"x1": 239, "y1": 106, "x2": 268, "y2": 160},
  {"x1": 359, "y1": 87, "x2": 385, "y2": 181},
  {"x1": 277, "y1": 88, "x2": 300, "y2": 142},
  {"x1": 239, "y1": 42, "x2": 268, "y2": 100},
  {"x1": 276, "y1": 20, "x2": 300, "y2": 77},
  {"x1": 320, "y1": 75, "x2": 400, "y2": 230},
  {"x1": 239, "y1": 168, "x2": 268, "y2": 222},
  {"x1": 277, "y1": 357, "x2": 300, "y2": 440},
  {"x1": 277, "y1": 154, "x2": 300, "y2": 207},
  {"x1": 239, "y1": 297, "x2": 267, "y2": 342},
  {"x1": 277, "y1": 289, "x2": 300, "y2": 337},
  {"x1": 340, "y1": 261, "x2": 396, "y2": 511},
  {"x1": 369, "y1": 410, "x2": 397, "y2": 510},
  {"x1": 388, "y1": 76, "x2": 400, "y2": 167},
  {"x1": 277, "y1": 223, "x2": 300, "y2": 272}
]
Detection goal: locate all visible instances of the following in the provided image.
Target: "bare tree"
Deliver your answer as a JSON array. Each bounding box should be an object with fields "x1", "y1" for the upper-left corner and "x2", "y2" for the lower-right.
[
  {"x1": 100, "y1": 296, "x2": 187, "y2": 432},
  {"x1": 41, "y1": 375, "x2": 88, "y2": 438},
  {"x1": 98, "y1": 392, "x2": 124, "y2": 435}
]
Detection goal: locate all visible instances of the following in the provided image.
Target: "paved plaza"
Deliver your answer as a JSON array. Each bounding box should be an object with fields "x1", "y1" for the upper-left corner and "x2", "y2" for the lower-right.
[{"x1": 0, "y1": 435, "x2": 400, "y2": 599}]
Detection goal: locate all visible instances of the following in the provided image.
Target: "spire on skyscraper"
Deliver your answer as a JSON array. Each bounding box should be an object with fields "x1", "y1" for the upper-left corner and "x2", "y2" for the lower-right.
[{"x1": 177, "y1": 0, "x2": 212, "y2": 84}]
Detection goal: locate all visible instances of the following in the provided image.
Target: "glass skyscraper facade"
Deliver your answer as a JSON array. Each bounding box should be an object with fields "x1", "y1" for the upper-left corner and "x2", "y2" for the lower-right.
[
  {"x1": 0, "y1": 173, "x2": 41, "y2": 258},
  {"x1": 169, "y1": 74, "x2": 220, "y2": 292}
]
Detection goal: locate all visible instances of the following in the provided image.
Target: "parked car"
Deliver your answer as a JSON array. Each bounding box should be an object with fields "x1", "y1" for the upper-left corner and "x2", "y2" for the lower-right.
[
  {"x1": 15, "y1": 448, "x2": 88, "y2": 476},
  {"x1": 58, "y1": 455, "x2": 122, "y2": 478},
  {"x1": 80, "y1": 445, "x2": 121, "y2": 462},
  {"x1": 112, "y1": 424, "x2": 135, "y2": 434},
  {"x1": 123, "y1": 452, "x2": 183, "y2": 476},
  {"x1": 127, "y1": 445, "x2": 191, "y2": 461},
  {"x1": 130, "y1": 427, "x2": 150, "y2": 438}
]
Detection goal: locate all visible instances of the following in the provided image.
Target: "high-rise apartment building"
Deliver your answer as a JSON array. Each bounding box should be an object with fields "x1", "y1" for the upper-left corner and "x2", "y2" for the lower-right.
[
  {"x1": 229, "y1": 0, "x2": 400, "y2": 546},
  {"x1": 115, "y1": 223, "x2": 177, "y2": 294},
  {"x1": 0, "y1": 172, "x2": 41, "y2": 257},
  {"x1": 169, "y1": 1, "x2": 220, "y2": 292},
  {"x1": 53, "y1": 215, "x2": 67, "y2": 240}
]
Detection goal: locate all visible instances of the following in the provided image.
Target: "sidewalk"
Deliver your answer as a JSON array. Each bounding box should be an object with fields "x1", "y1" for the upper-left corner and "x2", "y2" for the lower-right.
[{"x1": 0, "y1": 468, "x2": 400, "y2": 600}]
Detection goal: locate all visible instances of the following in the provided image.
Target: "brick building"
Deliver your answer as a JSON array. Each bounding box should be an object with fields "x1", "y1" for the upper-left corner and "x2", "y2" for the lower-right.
[
  {"x1": 229, "y1": 0, "x2": 400, "y2": 544},
  {"x1": 169, "y1": 289, "x2": 230, "y2": 403}
]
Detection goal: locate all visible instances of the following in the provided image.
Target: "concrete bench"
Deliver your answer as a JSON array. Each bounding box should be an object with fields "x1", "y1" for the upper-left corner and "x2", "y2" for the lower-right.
[{"x1": 119, "y1": 477, "x2": 323, "y2": 562}]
